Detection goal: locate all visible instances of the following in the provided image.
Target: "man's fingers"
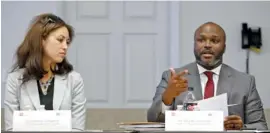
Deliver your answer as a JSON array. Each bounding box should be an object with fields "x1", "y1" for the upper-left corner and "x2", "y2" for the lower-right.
[
  {"x1": 225, "y1": 128, "x2": 234, "y2": 130},
  {"x1": 173, "y1": 79, "x2": 187, "y2": 84},
  {"x1": 224, "y1": 115, "x2": 243, "y2": 130},
  {"x1": 225, "y1": 127, "x2": 234, "y2": 130},
  {"x1": 224, "y1": 120, "x2": 242, "y2": 125},
  {"x1": 226, "y1": 115, "x2": 241, "y2": 120},
  {"x1": 234, "y1": 124, "x2": 242, "y2": 129},
  {"x1": 170, "y1": 69, "x2": 188, "y2": 81},
  {"x1": 175, "y1": 83, "x2": 188, "y2": 88},
  {"x1": 225, "y1": 124, "x2": 234, "y2": 128},
  {"x1": 224, "y1": 122, "x2": 242, "y2": 130},
  {"x1": 176, "y1": 69, "x2": 189, "y2": 77},
  {"x1": 180, "y1": 77, "x2": 188, "y2": 82},
  {"x1": 224, "y1": 117, "x2": 228, "y2": 122},
  {"x1": 169, "y1": 68, "x2": 176, "y2": 78},
  {"x1": 172, "y1": 79, "x2": 178, "y2": 84}
]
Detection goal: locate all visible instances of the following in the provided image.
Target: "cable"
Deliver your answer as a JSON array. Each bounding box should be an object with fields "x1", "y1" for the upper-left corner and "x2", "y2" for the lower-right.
[{"x1": 246, "y1": 49, "x2": 250, "y2": 74}]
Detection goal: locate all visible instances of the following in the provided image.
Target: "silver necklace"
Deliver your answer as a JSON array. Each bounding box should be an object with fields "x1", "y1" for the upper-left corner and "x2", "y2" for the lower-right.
[{"x1": 39, "y1": 75, "x2": 54, "y2": 95}]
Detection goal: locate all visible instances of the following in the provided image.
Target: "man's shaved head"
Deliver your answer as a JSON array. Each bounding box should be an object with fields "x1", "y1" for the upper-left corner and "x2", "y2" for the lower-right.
[
  {"x1": 193, "y1": 22, "x2": 226, "y2": 70},
  {"x1": 194, "y1": 22, "x2": 226, "y2": 42}
]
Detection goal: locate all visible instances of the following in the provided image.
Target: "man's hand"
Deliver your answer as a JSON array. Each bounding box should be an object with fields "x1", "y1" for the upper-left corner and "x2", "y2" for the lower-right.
[
  {"x1": 162, "y1": 68, "x2": 188, "y2": 105},
  {"x1": 224, "y1": 115, "x2": 243, "y2": 130}
]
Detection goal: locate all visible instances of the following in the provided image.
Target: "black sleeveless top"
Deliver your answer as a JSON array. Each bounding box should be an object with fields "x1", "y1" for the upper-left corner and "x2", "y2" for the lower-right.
[{"x1": 36, "y1": 77, "x2": 55, "y2": 110}]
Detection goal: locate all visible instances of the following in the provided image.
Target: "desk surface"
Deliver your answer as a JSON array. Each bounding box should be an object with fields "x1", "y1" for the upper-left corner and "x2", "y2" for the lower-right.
[{"x1": 139, "y1": 131, "x2": 269, "y2": 133}]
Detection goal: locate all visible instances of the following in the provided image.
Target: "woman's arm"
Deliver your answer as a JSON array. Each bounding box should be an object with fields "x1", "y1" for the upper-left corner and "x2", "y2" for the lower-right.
[
  {"x1": 4, "y1": 73, "x2": 20, "y2": 131},
  {"x1": 71, "y1": 73, "x2": 87, "y2": 131}
]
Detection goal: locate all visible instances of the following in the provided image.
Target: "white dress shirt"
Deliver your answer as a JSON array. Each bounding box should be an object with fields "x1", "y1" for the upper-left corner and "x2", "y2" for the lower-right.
[{"x1": 161, "y1": 64, "x2": 222, "y2": 113}]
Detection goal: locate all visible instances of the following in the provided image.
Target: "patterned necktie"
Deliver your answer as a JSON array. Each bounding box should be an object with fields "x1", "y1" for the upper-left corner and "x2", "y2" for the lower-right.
[{"x1": 204, "y1": 71, "x2": 214, "y2": 99}]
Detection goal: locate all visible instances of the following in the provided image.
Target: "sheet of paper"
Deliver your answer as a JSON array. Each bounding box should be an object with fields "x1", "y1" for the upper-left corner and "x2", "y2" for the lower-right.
[
  {"x1": 13, "y1": 110, "x2": 72, "y2": 131},
  {"x1": 165, "y1": 110, "x2": 224, "y2": 131},
  {"x1": 197, "y1": 93, "x2": 228, "y2": 117}
]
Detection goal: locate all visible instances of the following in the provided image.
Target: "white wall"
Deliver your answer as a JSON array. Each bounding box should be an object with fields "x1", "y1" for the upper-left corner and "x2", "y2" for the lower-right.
[
  {"x1": 1, "y1": 1, "x2": 63, "y2": 74},
  {"x1": 179, "y1": 1, "x2": 270, "y2": 108}
]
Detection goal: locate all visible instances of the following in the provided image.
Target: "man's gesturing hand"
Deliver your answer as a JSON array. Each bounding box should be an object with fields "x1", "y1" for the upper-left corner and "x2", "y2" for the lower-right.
[{"x1": 162, "y1": 68, "x2": 188, "y2": 105}]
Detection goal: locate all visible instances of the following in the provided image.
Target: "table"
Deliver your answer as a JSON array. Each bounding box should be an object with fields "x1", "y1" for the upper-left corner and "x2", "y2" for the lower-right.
[{"x1": 2, "y1": 130, "x2": 270, "y2": 133}]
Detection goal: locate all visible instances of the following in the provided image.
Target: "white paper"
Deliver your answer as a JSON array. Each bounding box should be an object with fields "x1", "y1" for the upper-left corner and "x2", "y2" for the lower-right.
[
  {"x1": 165, "y1": 110, "x2": 224, "y2": 131},
  {"x1": 13, "y1": 110, "x2": 72, "y2": 131},
  {"x1": 197, "y1": 93, "x2": 228, "y2": 117}
]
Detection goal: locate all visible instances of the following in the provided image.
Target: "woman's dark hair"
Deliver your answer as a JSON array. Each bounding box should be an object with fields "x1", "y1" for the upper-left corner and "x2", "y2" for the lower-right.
[{"x1": 11, "y1": 13, "x2": 74, "y2": 84}]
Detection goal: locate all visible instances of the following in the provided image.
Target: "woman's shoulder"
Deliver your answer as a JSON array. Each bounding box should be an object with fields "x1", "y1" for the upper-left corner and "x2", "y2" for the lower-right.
[
  {"x1": 65, "y1": 70, "x2": 83, "y2": 82},
  {"x1": 7, "y1": 68, "x2": 25, "y2": 80},
  {"x1": 5, "y1": 68, "x2": 25, "y2": 88},
  {"x1": 63, "y1": 71, "x2": 84, "y2": 88},
  {"x1": 67, "y1": 70, "x2": 82, "y2": 78}
]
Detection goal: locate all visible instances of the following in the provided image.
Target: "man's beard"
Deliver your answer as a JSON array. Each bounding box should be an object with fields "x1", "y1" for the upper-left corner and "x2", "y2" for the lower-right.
[{"x1": 194, "y1": 49, "x2": 224, "y2": 70}]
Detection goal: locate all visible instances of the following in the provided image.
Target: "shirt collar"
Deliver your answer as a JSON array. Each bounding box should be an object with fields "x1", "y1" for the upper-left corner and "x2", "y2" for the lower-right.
[{"x1": 197, "y1": 63, "x2": 222, "y2": 75}]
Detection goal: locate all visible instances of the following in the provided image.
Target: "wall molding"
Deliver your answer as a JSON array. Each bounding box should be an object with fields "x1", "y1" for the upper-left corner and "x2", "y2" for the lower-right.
[{"x1": 169, "y1": 1, "x2": 180, "y2": 68}]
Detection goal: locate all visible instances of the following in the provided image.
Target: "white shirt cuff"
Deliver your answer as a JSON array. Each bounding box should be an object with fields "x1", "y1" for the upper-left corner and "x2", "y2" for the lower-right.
[{"x1": 161, "y1": 102, "x2": 172, "y2": 113}]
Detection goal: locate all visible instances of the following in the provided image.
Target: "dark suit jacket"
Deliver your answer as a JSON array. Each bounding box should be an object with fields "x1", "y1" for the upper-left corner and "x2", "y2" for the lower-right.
[{"x1": 147, "y1": 62, "x2": 268, "y2": 130}]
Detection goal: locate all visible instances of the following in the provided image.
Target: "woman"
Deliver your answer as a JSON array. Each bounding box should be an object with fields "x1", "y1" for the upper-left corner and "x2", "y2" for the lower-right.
[{"x1": 4, "y1": 13, "x2": 86, "y2": 131}]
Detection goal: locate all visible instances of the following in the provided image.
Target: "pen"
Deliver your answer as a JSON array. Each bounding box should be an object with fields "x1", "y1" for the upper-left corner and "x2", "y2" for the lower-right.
[
  {"x1": 227, "y1": 104, "x2": 239, "y2": 107},
  {"x1": 240, "y1": 128, "x2": 257, "y2": 130}
]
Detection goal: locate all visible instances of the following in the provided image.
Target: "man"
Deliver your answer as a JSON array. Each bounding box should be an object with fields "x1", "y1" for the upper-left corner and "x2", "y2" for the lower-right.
[{"x1": 147, "y1": 22, "x2": 268, "y2": 130}]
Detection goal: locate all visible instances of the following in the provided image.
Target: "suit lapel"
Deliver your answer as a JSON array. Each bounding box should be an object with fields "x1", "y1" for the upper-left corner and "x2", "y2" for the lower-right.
[
  {"x1": 53, "y1": 74, "x2": 67, "y2": 110},
  {"x1": 176, "y1": 63, "x2": 233, "y2": 102},
  {"x1": 186, "y1": 63, "x2": 234, "y2": 100},
  {"x1": 216, "y1": 65, "x2": 233, "y2": 99},
  {"x1": 187, "y1": 62, "x2": 203, "y2": 100},
  {"x1": 25, "y1": 80, "x2": 41, "y2": 110}
]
